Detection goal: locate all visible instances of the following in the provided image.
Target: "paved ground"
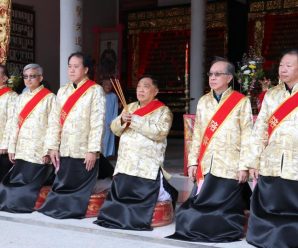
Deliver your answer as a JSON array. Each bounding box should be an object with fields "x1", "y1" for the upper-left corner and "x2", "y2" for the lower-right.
[
  {"x1": 0, "y1": 211, "x2": 254, "y2": 248},
  {"x1": 0, "y1": 138, "x2": 255, "y2": 247}
]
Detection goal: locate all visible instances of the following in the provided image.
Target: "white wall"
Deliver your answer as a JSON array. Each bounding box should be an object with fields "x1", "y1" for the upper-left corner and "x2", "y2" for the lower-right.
[{"x1": 12, "y1": 0, "x2": 60, "y2": 92}]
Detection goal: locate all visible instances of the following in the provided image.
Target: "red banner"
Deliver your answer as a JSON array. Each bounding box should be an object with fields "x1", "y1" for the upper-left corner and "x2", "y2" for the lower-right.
[
  {"x1": 196, "y1": 91, "x2": 245, "y2": 182},
  {"x1": 268, "y1": 91, "x2": 298, "y2": 140},
  {"x1": 18, "y1": 88, "x2": 51, "y2": 129},
  {"x1": 0, "y1": 86, "x2": 11, "y2": 96},
  {"x1": 133, "y1": 100, "x2": 165, "y2": 117},
  {"x1": 60, "y1": 80, "x2": 96, "y2": 127}
]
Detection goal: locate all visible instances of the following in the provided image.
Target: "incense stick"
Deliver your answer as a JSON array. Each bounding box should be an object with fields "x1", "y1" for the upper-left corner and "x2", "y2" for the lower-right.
[
  {"x1": 110, "y1": 78, "x2": 127, "y2": 111},
  {"x1": 116, "y1": 79, "x2": 127, "y2": 108}
]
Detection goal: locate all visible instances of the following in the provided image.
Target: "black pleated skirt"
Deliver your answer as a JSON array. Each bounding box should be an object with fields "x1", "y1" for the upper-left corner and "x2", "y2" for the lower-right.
[
  {"x1": 0, "y1": 154, "x2": 13, "y2": 182},
  {"x1": 0, "y1": 159, "x2": 53, "y2": 213},
  {"x1": 38, "y1": 157, "x2": 102, "y2": 219},
  {"x1": 167, "y1": 173, "x2": 251, "y2": 242},
  {"x1": 246, "y1": 176, "x2": 298, "y2": 248},
  {"x1": 94, "y1": 172, "x2": 177, "y2": 231}
]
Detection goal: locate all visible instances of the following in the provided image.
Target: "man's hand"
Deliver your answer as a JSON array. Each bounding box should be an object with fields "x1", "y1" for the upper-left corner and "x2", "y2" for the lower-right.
[
  {"x1": 49, "y1": 149, "x2": 60, "y2": 170},
  {"x1": 8, "y1": 153, "x2": 15, "y2": 164},
  {"x1": 237, "y1": 170, "x2": 249, "y2": 183},
  {"x1": 42, "y1": 155, "x2": 51, "y2": 164},
  {"x1": 0, "y1": 149, "x2": 8, "y2": 155},
  {"x1": 249, "y1": 169, "x2": 259, "y2": 180},
  {"x1": 84, "y1": 152, "x2": 97, "y2": 171},
  {"x1": 121, "y1": 111, "x2": 132, "y2": 124},
  {"x1": 188, "y1": 165, "x2": 197, "y2": 182}
]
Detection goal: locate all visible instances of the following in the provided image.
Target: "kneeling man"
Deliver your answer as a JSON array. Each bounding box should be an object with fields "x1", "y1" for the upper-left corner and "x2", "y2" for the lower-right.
[
  {"x1": 0, "y1": 64, "x2": 54, "y2": 213},
  {"x1": 168, "y1": 57, "x2": 252, "y2": 242},
  {"x1": 38, "y1": 52, "x2": 113, "y2": 219},
  {"x1": 94, "y1": 75, "x2": 178, "y2": 230}
]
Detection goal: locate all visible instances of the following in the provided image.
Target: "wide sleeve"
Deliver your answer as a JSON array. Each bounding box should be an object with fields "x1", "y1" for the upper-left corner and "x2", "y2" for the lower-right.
[
  {"x1": 238, "y1": 97, "x2": 253, "y2": 170},
  {"x1": 129, "y1": 106, "x2": 173, "y2": 142},
  {"x1": 7, "y1": 96, "x2": 22, "y2": 154},
  {"x1": 187, "y1": 102, "x2": 202, "y2": 167},
  {"x1": 1, "y1": 92, "x2": 18, "y2": 149},
  {"x1": 43, "y1": 94, "x2": 56, "y2": 156},
  {"x1": 87, "y1": 86, "x2": 106, "y2": 153},
  {"x1": 247, "y1": 94, "x2": 270, "y2": 169},
  {"x1": 110, "y1": 113, "x2": 127, "y2": 137},
  {"x1": 45, "y1": 92, "x2": 62, "y2": 152}
]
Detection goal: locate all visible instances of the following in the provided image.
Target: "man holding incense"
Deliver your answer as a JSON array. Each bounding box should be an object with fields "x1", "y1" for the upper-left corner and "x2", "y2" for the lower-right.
[
  {"x1": 39, "y1": 52, "x2": 113, "y2": 219},
  {"x1": 246, "y1": 49, "x2": 298, "y2": 248},
  {"x1": 168, "y1": 57, "x2": 252, "y2": 242},
  {"x1": 0, "y1": 65, "x2": 17, "y2": 181},
  {"x1": 94, "y1": 75, "x2": 178, "y2": 230},
  {"x1": 0, "y1": 64, "x2": 55, "y2": 213}
]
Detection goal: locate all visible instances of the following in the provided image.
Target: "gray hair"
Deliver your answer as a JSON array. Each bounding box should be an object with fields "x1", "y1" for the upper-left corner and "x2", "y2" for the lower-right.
[
  {"x1": 211, "y1": 57, "x2": 235, "y2": 76},
  {"x1": 23, "y1": 63, "x2": 43, "y2": 75}
]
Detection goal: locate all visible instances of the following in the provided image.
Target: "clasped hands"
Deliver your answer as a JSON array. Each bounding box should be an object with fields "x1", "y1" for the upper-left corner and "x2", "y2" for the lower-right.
[{"x1": 121, "y1": 111, "x2": 132, "y2": 124}]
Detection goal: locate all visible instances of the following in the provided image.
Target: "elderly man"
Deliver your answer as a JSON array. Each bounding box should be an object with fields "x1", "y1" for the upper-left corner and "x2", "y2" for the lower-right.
[
  {"x1": 94, "y1": 75, "x2": 178, "y2": 231},
  {"x1": 0, "y1": 65, "x2": 17, "y2": 181},
  {"x1": 168, "y1": 57, "x2": 252, "y2": 242},
  {"x1": 38, "y1": 52, "x2": 113, "y2": 219},
  {"x1": 246, "y1": 49, "x2": 298, "y2": 248},
  {"x1": 0, "y1": 64, "x2": 55, "y2": 213}
]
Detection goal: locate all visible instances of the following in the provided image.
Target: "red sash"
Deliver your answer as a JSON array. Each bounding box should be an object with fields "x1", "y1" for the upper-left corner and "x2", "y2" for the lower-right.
[
  {"x1": 60, "y1": 80, "x2": 96, "y2": 127},
  {"x1": 18, "y1": 88, "x2": 52, "y2": 129},
  {"x1": 267, "y1": 91, "x2": 298, "y2": 140},
  {"x1": 196, "y1": 91, "x2": 245, "y2": 181},
  {"x1": 0, "y1": 86, "x2": 11, "y2": 97},
  {"x1": 124, "y1": 100, "x2": 165, "y2": 129},
  {"x1": 133, "y1": 100, "x2": 165, "y2": 116}
]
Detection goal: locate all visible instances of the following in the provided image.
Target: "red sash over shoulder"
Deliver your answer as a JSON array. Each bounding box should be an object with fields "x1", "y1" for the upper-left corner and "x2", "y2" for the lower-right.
[
  {"x1": 267, "y1": 91, "x2": 298, "y2": 140},
  {"x1": 133, "y1": 99, "x2": 165, "y2": 116},
  {"x1": 60, "y1": 80, "x2": 96, "y2": 127},
  {"x1": 196, "y1": 91, "x2": 245, "y2": 182},
  {"x1": 0, "y1": 86, "x2": 11, "y2": 96},
  {"x1": 18, "y1": 87, "x2": 52, "y2": 129}
]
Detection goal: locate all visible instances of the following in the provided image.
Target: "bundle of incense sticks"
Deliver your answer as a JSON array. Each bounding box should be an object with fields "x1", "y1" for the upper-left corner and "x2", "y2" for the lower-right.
[{"x1": 110, "y1": 78, "x2": 128, "y2": 111}]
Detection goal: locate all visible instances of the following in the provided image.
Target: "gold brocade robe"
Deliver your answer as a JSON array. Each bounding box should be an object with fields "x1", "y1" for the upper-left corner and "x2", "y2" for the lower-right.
[
  {"x1": 111, "y1": 101, "x2": 173, "y2": 180},
  {"x1": 8, "y1": 85, "x2": 55, "y2": 164},
  {"x1": 46, "y1": 79, "x2": 105, "y2": 158},
  {"x1": 249, "y1": 83, "x2": 298, "y2": 181},
  {"x1": 0, "y1": 85, "x2": 17, "y2": 150},
  {"x1": 188, "y1": 87, "x2": 253, "y2": 180}
]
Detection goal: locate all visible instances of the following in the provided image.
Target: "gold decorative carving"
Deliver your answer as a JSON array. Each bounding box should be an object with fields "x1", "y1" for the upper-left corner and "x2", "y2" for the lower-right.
[
  {"x1": 0, "y1": 0, "x2": 11, "y2": 64},
  {"x1": 250, "y1": 2, "x2": 265, "y2": 12},
  {"x1": 254, "y1": 19, "x2": 265, "y2": 57},
  {"x1": 128, "y1": 8, "x2": 191, "y2": 34},
  {"x1": 206, "y1": 1, "x2": 227, "y2": 13},
  {"x1": 266, "y1": 0, "x2": 282, "y2": 10},
  {"x1": 284, "y1": 0, "x2": 298, "y2": 8},
  {"x1": 250, "y1": 0, "x2": 298, "y2": 13}
]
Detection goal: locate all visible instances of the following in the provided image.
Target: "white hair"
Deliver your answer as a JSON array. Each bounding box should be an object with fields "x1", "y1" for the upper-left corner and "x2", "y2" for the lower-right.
[{"x1": 23, "y1": 63, "x2": 43, "y2": 75}]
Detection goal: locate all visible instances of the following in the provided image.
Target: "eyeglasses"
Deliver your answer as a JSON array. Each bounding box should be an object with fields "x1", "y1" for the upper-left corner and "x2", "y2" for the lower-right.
[
  {"x1": 207, "y1": 72, "x2": 230, "y2": 77},
  {"x1": 23, "y1": 74, "x2": 41, "y2": 80}
]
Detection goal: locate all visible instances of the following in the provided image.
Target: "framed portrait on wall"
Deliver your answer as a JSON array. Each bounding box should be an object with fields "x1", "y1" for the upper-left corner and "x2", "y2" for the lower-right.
[{"x1": 93, "y1": 24, "x2": 124, "y2": 83}]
